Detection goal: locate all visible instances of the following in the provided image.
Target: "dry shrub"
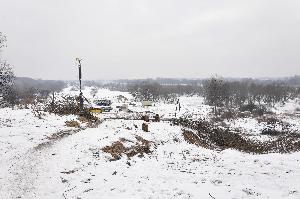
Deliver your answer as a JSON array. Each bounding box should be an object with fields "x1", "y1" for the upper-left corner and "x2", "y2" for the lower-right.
[
  {"x1": 101, "y1": 136, "x2": 151, "y2": 161},
  {"x1": 45, "y1": 95, "x2": 80, "y2": 115},
  {"x1": 220, "y1": 110, "x2": 236, "y2": 120},
  {"x1": 65, "y1": 120, "x2": 80, "y2": 128},
  {"x1": 44, "y1": 95, "x2": 99, "y2": 125}
]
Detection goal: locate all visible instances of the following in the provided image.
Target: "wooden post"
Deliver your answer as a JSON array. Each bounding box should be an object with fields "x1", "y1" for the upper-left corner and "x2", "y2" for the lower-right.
[
  {"x1": 142, "y1": 123, "x2": 149, "y2": 132},
  {"x1": 154, "y1": 114, "x2": 160, "y2": 122},
  {"x1": 51, "y1": 92, "x2": 55, "y2": 112}
]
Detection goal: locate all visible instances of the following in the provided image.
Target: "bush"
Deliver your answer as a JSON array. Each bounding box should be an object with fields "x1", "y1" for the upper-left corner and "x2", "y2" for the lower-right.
[
  {"x1": 44, "y1": 95, "x2": 98, "y2": 122},
  {"x1": 240, "y1": 103, "x2": 267, "y2": 116},
  {"x1": 218, "y1": 109, "x2": 236, "y2": 120},
  {"x1": 239, "y1": 103, "x2": 257, "y2": 112},
  {"x1": 44, "y1": 95, "x2": 80, "y2": 115},
  {"x1": 261, "y1": 129, "x2": 285, "y2": 136}
]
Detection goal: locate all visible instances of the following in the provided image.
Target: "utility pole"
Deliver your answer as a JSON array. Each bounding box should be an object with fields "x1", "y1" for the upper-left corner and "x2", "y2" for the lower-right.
[{"x1": 76, "y1": 58, "x2": 83, "y2": 112}]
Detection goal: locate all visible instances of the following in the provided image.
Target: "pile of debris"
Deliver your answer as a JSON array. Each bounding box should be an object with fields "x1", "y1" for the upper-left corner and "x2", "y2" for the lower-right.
[
  {"x1": 102, "y1": 136, "x2": 151, "y2": 161},
  {"x1": 65, "y1": 120, "x2": 80, "y2": 128}
]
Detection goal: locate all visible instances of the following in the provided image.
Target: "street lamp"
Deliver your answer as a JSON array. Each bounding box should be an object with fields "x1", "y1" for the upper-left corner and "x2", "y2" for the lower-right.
[{"x1": 76, "y1": 58, "x2": 83, "y2": 112}]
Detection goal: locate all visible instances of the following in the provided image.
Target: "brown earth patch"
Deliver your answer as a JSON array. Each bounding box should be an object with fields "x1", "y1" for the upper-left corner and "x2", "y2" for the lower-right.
[
  {"x1": 176, "y1": 118, "x2": 300, "y2": 154},
  {"x1": 102, "y1": 136, "x2": 151, "y2": 161},
  {"x1": 65, "y1": 120, "x2": 80, "y2": 128}
]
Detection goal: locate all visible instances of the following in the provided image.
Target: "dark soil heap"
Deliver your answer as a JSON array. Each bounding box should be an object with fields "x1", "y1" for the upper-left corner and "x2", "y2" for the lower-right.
[
  {"x1": 102, "y1": 136, "x2": 151, "y2": 161},
  {"x1": 174, "y1": 118, "x2": 300, "y2": 154}
]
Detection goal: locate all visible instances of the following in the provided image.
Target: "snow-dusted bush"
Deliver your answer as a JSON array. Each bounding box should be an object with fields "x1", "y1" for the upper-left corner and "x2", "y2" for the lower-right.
[
  {"x1": 43, "y1": 94, "x2": 98, "y2": 122},
  {"x1": 44, "y1": 95, "x2": 81, "y2": 115}
]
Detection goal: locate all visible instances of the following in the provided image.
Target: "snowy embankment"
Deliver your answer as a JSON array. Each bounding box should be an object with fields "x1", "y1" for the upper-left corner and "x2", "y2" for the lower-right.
[{"x1": 1, "y1": 86, "x2": 300, "y2": 198}]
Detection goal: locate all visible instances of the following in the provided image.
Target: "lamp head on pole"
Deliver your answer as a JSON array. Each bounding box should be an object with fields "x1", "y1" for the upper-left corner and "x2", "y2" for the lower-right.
[{"x1": 76, "y1": 58, "x2": 82, "y2": 65}]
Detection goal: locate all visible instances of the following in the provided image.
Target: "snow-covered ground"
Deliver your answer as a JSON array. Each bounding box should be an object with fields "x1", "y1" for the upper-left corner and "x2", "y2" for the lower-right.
[{"x1": 1, "y1": 86, "x2": 300, "y2": 199}]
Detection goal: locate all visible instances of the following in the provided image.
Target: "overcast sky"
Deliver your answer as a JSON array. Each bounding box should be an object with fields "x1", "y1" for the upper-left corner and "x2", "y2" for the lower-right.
[{"x1": 0, "y1": 0, "x2": 300, "y2": 80}]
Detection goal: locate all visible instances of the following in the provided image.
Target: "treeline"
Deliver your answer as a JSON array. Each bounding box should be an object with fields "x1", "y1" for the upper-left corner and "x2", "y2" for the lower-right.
[
  {"x1": 126, "y1": 78, "x2": 299, "y2": 109},
  {"x1": 2, "y1": 77, "x2": 66, "y2": 107},
  {"x1": 203, "y1": 77, "x2": 299, "y2": 114},
  {"x1": 107, "y1": 76, "x2": 300, "y2": 87},
  {"x1": 128, "y1": 82, "x2": 203, "y2": 102}
]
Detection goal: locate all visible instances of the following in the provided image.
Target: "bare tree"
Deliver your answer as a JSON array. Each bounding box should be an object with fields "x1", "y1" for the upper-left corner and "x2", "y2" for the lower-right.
[
  {"x1": 0, "y1": 32, "x2": 15, "y2": 106},
  {"x1": 203, "y1": 77, "x2": 230, "y2": 114},
  {"x1": 129, "y1": 81, "x2": 162, "y2": 101}
]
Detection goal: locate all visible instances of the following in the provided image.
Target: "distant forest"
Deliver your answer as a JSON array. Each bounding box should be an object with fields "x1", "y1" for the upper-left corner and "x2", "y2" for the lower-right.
[{"x1": 13, "y1": 75, "x2": 300, "y2": 92}]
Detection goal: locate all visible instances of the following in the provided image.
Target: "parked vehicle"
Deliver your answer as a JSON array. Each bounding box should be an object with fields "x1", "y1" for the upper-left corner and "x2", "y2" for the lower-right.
[{"x1": 91, "y1": 99, "x2": 113, "y2": 112}]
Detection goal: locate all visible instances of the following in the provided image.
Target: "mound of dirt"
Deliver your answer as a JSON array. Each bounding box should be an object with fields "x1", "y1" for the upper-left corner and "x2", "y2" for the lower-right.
[
  {"x1": 65, "y1": 120, "x2": 80, "y2": 128},
  {"x1": 182, "y1": 131, "x2": 198, "y2": 145},
  {"x1": 102, "y1": 141, "x2": 126, "y2": 160},
  {"x1": 102, "y1": 136, "x2": 151, "y2": 161},
  {"x1": 176, "y1": 118, "x2": 300, "y2": 154}
]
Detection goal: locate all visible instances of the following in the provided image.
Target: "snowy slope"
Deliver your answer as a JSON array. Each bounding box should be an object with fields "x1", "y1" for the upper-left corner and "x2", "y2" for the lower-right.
[{"x1": 1, "y1": 87, "x2": 300, "y2": 199}]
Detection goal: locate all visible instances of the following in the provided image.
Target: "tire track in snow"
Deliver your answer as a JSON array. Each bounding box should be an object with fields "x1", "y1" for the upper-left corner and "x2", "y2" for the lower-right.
[
  {"x1": 3, "y1": 126, "x2": 94, "y2": 198},
  {"x1": 4, "y1": 118, "x2": 103, "y2": 198}
]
